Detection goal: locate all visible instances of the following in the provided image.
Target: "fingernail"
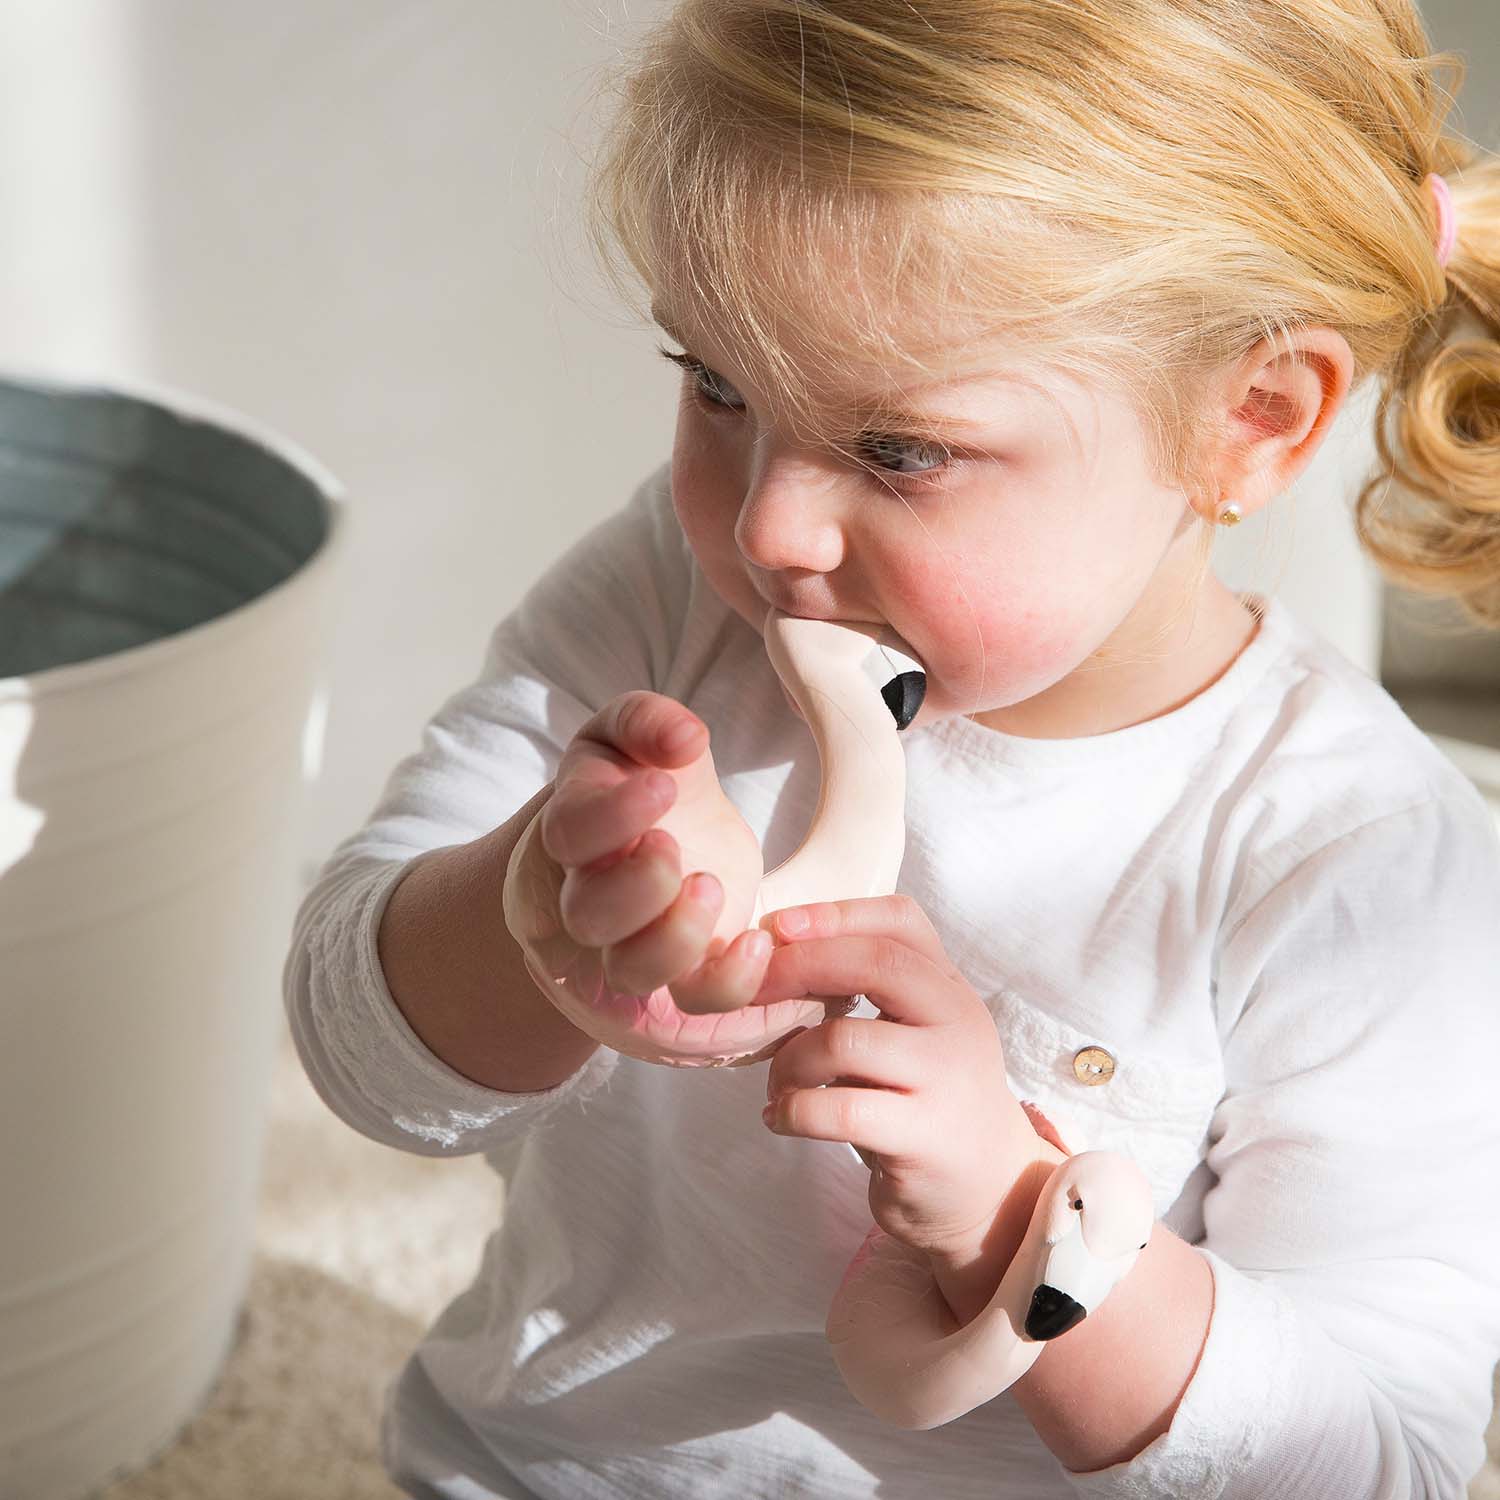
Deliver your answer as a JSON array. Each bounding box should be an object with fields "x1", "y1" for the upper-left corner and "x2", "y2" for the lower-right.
[
  {"x1": 661, "y1": 720, "x2": 698, "y2": 753},
  {"x1": 761, "y1": 1102, "x2": 778, "y2": 1128},
  {"x1": 743, "y1": 931, "x2": 772, "y2": 963},
  {"x1": 778, "y1": 908, "x2": 809, "y2": 936}
]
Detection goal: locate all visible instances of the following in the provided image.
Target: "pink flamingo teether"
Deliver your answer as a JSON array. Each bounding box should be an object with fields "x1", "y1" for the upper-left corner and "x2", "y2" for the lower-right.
[
  {"x1": 826, "y1": 1123, "x2": 1153, "y2": 1428},
  {"x1": 502, "y1": 607, "x2": 925, "y2": 1069},
  {"x1": 502, "y1": 605, "x2": 1153, "y2": 1427}
]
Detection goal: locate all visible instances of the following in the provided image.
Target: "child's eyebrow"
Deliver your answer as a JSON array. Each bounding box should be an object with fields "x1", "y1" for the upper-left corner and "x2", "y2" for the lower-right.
[{"x1": 650, "y1": 301, "x2": 996, "y2": 441}]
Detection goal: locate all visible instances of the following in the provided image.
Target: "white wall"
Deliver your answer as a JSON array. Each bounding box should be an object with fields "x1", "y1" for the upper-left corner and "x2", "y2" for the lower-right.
[
  {"x1": 0, "y1": 1, "x2": 1490, "y2": 885},
  {"x1": 0, "y1": 0, "x2": 682, "y2": 884}
]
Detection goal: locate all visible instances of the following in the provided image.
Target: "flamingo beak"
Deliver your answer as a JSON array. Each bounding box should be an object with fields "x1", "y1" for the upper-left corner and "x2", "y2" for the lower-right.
[
  {"x1": 1024, "y1": 1284, "x2": 1088, "y2": 1341},
  {"x1": 1024, "y1": 1213, "x2": 1139, "y2": 1342},
  {"x1": 863, "y1": 632, "x2": 926, "y2": 731}
]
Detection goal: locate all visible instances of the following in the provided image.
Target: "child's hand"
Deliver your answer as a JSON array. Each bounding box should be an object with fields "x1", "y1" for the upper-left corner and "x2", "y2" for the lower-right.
[
  {"x1": 754, "y1": 895, "x2": 1052, "y2": 1261},
  {"x1": 537, "y1": 690, "x2": 773, "y2": 1006}
]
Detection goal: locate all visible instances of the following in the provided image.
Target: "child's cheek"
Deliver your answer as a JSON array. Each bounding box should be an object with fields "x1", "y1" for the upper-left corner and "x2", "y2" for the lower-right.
[{"x1": 940, "y1": 603, "x2": 1085, "y2": 711}]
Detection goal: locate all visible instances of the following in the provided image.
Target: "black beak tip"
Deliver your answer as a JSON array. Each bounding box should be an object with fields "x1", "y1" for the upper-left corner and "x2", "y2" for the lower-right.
[
  {"x1": 882, "y1": 670, "x2": 927, "y2": 732},
  {"x1": 1025, "y1": 1284, "x2": 1087, "y2": 1341}
]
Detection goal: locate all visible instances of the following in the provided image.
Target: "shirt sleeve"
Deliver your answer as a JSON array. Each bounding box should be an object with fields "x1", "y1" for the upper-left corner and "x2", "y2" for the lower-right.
[
  {"x1": 281, "y1": 458, "x2": 689, "y2": 1158},
  {"x1": 1060, "y1": 791, "x2": 1500, "y2": 1500}
]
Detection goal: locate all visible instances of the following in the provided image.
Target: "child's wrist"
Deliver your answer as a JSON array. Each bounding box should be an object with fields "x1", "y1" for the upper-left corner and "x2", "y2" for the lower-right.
[{"x1": 926, "y1": 1143, "x2": 1065, "y2": 1328}]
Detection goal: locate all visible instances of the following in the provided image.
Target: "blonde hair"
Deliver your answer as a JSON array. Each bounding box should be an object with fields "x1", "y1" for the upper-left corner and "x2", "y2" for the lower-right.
[{"x1": 580, "y1": 0, "x2": 1500, "y2": 630}]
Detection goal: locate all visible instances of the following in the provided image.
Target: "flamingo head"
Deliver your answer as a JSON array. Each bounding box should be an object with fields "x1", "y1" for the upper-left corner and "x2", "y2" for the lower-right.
[{"x1": 1024, "y1": 1150, "x2": 1155, "y2": 1341}]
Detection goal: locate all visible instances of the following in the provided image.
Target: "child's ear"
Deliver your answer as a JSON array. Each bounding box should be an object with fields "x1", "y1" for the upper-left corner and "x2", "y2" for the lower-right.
[{"x1": 1214, "y1": 327, "x2": 1356, "y2": 523}]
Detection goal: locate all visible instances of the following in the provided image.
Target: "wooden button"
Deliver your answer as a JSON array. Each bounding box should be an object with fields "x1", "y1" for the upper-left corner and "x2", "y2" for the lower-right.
[{"x1": 1072, "y1": 1045, "x2": 1116, "y2": 1085}]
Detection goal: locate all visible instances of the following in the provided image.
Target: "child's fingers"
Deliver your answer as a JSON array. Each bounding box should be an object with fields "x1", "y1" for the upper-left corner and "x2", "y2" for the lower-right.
[
  {"x1": 540, "y1": 768, "x2": 675, "y2": 869},
  {"x1": 669, "y1": 915, "x2": 779, "y2": 1016},
  {"x1": 543, "y1": 689, "x2": 703, "y2": 868},
  {"x1": 601, "y1": 867, "x2": 731, "y2": 996},
  {"x1": 560, "y1": 827, "x2": 683, "y2": 950},
  {"x1": 602, "y1": 689, "x2": 706, "y2": 769}
]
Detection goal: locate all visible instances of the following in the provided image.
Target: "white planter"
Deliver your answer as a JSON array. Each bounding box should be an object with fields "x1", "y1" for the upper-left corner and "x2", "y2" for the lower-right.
[{"x1": 0, "y1": 371, "x2": 346, "y2": 1499}]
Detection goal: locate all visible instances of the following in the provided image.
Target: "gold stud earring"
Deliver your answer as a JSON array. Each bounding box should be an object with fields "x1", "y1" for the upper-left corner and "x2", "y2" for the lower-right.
[{"x1": 1217, "y1": 501, "x2": 1243, "y2": 527}]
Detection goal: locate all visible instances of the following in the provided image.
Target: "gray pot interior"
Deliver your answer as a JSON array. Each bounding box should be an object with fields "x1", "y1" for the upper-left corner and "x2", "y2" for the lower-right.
[{"x1": 0, "y1": 378, "x2": 330, "y2": 680}]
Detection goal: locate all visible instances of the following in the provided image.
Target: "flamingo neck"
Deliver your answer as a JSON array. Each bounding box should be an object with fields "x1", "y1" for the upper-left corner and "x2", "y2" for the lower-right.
[{"x1": 754, "y1": 690, "x2": 909, "y2": 922}]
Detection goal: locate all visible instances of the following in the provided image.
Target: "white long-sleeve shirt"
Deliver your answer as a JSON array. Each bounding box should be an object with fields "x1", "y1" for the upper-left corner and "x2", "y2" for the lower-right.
[{"x1": 283, "y1": 457, "x2": 1500, "y2": 1500}]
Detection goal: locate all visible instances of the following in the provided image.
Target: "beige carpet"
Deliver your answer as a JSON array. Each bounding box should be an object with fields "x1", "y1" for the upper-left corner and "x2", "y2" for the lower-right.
[
  {"x1": 97, "y1": 1020, "x2": 501, "y2": 1499},
  {"x1": 99, "y1": 1018, "x2": 1500, "y2": 1499}
]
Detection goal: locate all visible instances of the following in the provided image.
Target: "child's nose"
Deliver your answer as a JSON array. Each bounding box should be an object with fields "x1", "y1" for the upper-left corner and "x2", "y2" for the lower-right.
[{"x1": 734, "y1": 463, "x2": 848, "y2": 575}]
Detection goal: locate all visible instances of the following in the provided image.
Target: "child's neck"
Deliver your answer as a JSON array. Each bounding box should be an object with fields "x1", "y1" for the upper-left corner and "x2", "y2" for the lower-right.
[{"x1": 968, "y1": 572, "x2": 1261, "y2": 742}]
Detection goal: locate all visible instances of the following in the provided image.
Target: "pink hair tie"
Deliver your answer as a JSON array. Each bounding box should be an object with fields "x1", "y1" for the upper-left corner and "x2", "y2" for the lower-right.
[{"x1": 1424, "y1": 172, "x2": 1458, "y2": 268}]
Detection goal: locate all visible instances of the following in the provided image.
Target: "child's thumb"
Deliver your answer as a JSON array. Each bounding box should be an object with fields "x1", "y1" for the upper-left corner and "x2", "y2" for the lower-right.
[{"x1": 609, "y1": 690, "x2": 704, "y2": 766}]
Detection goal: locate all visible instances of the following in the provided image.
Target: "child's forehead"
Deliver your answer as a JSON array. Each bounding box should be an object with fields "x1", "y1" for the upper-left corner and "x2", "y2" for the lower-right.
[
  {"x1": 651, "y1": 261, "x2": 1010, "y2": 367},
  {"x1": 642, "y1": 159, "x2": 1100, "y2": 363},
  {"x1": 651, "y1": 289, "x2": 1071, "y2": 442},
  {"x1": 651, "y1": 186, "x2": 1055, "y2": 361}
]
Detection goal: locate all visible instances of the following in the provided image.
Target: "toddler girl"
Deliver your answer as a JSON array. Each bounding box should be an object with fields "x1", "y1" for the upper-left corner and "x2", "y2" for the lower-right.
[{"x1": 284, "y1": 3, "x2": 1500, "y2": 1495}]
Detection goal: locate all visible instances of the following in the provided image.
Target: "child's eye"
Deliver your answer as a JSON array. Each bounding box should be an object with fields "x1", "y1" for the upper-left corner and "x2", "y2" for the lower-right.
[
  {"x1": 655, "y1": 346, "x2": 756, "y2": 420},
  {"x1": 656, "y1": 344, "x2": 959, "y2": 495},
  {"x1": 855, "y1": 432, "x2": 955, "y2": 490}
]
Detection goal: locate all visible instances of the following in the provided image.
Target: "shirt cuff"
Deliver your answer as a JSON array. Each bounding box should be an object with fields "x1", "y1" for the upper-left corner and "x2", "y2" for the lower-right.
[
  {"x1": 1055, "y1": 1248, "x2": 1354, "y2": 1500},
  {"x1": 324, "y1": 852, "x2": 620, "y2": 1153}
]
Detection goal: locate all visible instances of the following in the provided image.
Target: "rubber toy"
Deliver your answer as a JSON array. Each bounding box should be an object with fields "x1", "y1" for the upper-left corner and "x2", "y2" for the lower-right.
[
  {"x1": 502, "y1": 605, "x2": 1153, "y2": 1427},
  {"x1": 825, "y1": 1108, "x2": 1154, "y2": 1428},
  {"x1": 501, "y1": 607, "x2": 925, "y2": 1069}
]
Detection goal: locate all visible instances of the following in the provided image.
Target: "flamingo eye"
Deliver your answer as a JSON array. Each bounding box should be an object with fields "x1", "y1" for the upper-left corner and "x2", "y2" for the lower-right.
[{"x1": 1072, "y1": 1198, "x2": 1083, "y2": 1210}]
